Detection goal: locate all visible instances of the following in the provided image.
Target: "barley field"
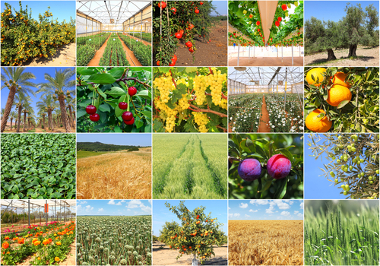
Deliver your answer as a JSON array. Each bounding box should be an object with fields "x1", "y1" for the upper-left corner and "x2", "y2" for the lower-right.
[
  {"x1": 304, "y1": 201, "x2": 379, "y2": 265},
  {"x1": 77, "y1": 148, "x2": 151, "y2": 199},
  {"x1": 229, "y1": 220, "x2": 303, "y2": 265},
  {"x1": 153, "y1": 134, "x2": 227, "y2": 199}
]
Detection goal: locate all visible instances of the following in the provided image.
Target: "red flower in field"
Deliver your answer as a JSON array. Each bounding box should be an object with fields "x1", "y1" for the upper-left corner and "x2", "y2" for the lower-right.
[
  {"x1": 18, "y1": 238, "x2": 25, "y2": 244},
  {"x1": 2, "y1": 242, "x2": 9, "y2": 249},
  {"x1": 4, "y1": 236, "x2": 9, "y2": 240}
]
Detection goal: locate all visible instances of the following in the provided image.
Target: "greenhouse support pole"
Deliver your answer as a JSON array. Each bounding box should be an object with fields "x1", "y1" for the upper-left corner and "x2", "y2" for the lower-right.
[
  {"x1": 249, "y1": 46, "x2": 250, "y2": 58},
  {"x1": 282, "y1": 46, "x2": 283, "y2": 62},
  {"x1": 284, "y1": 68, "x2": 287, "y2": 111},
  {"x1": 28, "y1": 200, "x2": 30, "y2": 226},
  {"x1": 11, "y1": 201, "x2": 13, "y2": 223},
  {"x1": 292, "y1": 46, "x2": 293, "y2": 65},
  {"x1": 237, "y1": 44, "x2": 240, "y2": 66},
  {"x1": 60, "y1": 201, "x2": 61, "y2": 223},
  {"x1": 55, "y1": 200, "x2": 57, "y2": 222},
  {"x1": 46, "y1": 200, "x2": 48, "y2": 226},
  {"x1": 299, "y1": 45, "x2": 301, "y2": 57},
  {"x1": 141, "y1": 11, "x2": 143, "y2": 40},
  {"x1": 277, "y1": 46, "x2": 278, "y2": 57},
  {"x1": 254, "y1": 46, "x2": 255, "y2": 57}
]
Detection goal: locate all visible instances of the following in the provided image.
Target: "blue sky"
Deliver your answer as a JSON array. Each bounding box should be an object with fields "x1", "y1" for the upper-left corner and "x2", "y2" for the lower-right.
[
  {"x1": 1, "y1": 1, "x2": 76, "y2": 22},
  {"x1": 305, "y1": 1, "x2": 380, "y2": 24},
  {"x1": 229, "y1": 200, "x2": 304, "y2": 220},
  {"x1": 77, "y1": 133, "x2": 151, "y2": 146},
  {"x1": 153, "y1": 200, "x2": 227, "y2": 236},
  {"x1": 1, "y1": 67, "x2": 75, "y2": 119},
  {"x1": 211, "y1": 0, "x2": 227, "y2": 16},
  {"x1": 77, "y1": 200, "x2": 152, "y2": 216}
]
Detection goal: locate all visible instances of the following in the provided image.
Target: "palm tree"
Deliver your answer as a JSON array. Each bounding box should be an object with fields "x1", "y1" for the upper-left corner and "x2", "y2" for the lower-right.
[
  {"x1": 1, "y1": 67, "x2": 37, "y2": 132},
  {"x1": 38, "y1": 68, "x2": 75, "y2": 132},
  {"x1": 13, "y1": 92, "x2": 31, "y2": 133},
  {"x1": 36, "y1": 94, "x2": 57, "y2": 131},
  {"x1": 22, "y1": 103, "x2": 32, "y2": 132},
  {"x1": 10, "y1": 111, "x2": 17, "y2": 131},
  {"x1": 66, "y1": 96, "x2": 76, "y2": 129}
]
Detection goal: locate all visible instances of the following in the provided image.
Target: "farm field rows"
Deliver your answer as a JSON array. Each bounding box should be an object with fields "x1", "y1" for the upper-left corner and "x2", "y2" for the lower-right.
[
  {"x1": 77, "y1": 216, "x2": 152, "y2": 265},
  {"x1": 77, "y1": 148, "x2": 151, "y2": 199},
  {"x1": 229, "y1": 220, "x2": 303, "y2": 265},
  {"x1": 229, "y1": 93, "x2": 303, "y2": 133},
  {"x1": 153, "y1": 134, "x2": 227, "y2": 199},
  {"x1": 119, "y1": 33, "x2": 152, "y2": 66},
  {"x1": 1, "y1": 221, "x2": 76, "y2": 265}
]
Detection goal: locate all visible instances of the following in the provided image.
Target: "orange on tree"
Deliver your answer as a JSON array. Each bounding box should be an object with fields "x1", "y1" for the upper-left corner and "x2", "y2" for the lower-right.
[
  {"x1": 305, "y1": 109, "x2": 332, "y2": 132},
  {"x1": 306, "y1": 68, "x2": 326, "y2": 86},
  {"x1": 326, "y1": 85, "x2": 352, "y2": 107},
  {"x1": 332, "y1": 72, "x2": 349, "y2": 87}
]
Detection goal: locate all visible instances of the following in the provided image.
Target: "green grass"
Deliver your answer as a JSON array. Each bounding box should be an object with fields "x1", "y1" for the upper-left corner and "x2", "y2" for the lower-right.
[
  {"x1": 77, "y1": 150, "x2": 108, "y2": 159},
  {"x1": 305, "y1": 201, "x2": 379, "y2": 266},
  {"x1": 153, "y1": 134, "x2": 227, "y2": 199}
]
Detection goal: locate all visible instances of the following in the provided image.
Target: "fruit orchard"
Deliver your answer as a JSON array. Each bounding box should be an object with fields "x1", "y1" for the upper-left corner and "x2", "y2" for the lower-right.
[
  {"x1": 229, "y1": 134, "x2": 303, "y2": 199},
  {"x1": 307, "y1": 134, "x2": 379, "y2": 199},
  {"x1": 1, "y1": 2, "x2": 75, "y2": 66},
  {"x1": 153, "y1": 1, "x2": 215, "y2": 66},
  {"x1": 77, "y1": 67, "x2": 152, "y2": 133},
  {"x1": 304, "y1": 67, "x2": 379, "y2": 133},
  {"x1": 153, "y1": 67, "x2": 227, "y2": 133},
  {"x1": 158, "y1": 201, "x2": 227, "y2": 264},
  {"x1": 228, "y1": 1, "x2": 303, "y2": 47}
]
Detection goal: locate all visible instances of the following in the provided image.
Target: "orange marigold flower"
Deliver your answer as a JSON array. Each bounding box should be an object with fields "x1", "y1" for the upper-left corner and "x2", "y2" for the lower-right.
[
  {"x1": 18, "y1": 238, "x2": 25, "y2": 244},
  {"x1": 2, "y1": 242, "x2": 9, "y2": 249},
  {"x1": 55, "y1": 257, "x2": 60, "y2": 262},
  {"x1": 4, "y1": 236, "x2": 9, "y2": 240},
  {"x1": 33, "y1": 241, "x2": 41, "y2": 246},
  {"x1": 55, "y1": 242, "x2": 61, "y2": 246}
]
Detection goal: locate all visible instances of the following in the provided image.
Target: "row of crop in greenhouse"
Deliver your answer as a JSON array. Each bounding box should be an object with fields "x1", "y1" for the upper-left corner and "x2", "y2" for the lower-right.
[
  {"x1": 229, "y1": 94, "x2": 262, "y2": 133},
  {"x1": 128, "y1": 32, "x2": 152, "y2": 42},
  {"x1": 77, "y1": 33, "x2": 110, "y2": 66},
  {"x1": 119, "y1": 33, "x2": 152, "y2": 66},
  {"x1": 99, "y1": 34, "x2": 130, "y2": 66}
]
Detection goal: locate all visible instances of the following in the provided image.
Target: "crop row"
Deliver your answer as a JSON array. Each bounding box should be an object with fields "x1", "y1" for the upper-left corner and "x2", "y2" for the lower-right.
[
  {"x1": 153, "y1": 134, "x2": 227, "y2": 199},
  {"x1": 119, "y1": 33, "x2": 152, "y2": 66},
  {"x1": 77, "y1": 33, "x2": 110, "y2": 66},
  {"x1": 1, "y1": 221, "x2": 76, "y2": 265},
  {"x1": 77, "y1": 216, "x2": 151, "y2": 265},
  {"x1": 229, "y1": 94, "x2": 262, "y2": 132},
  {"x1": 99, "y1": 34, "x2": 130, "y2": 66},
  {"x1": 1, "y1": 3, "x2": 75, "y2": 66},
  {"x1": 127, "y1": 32, "x2": 152, "y2": 42}
]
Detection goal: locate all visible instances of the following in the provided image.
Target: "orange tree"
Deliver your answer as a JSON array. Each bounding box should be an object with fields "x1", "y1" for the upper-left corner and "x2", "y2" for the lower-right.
[
  {"x1": 153, "y1": 67, "x2": 227, "y2": 133},
  {"x1": 159, "y1": 201, "x2": 226, "y2": 263},
  {"x1": 153, "y1": 1, "x2": 215, "y2": 66},
  {"x1": 304, "y1": 67, "x2": 379, "y2": 133},
  {"x1": 1, "y1": 2, "x2": 75, "y2": 66}
]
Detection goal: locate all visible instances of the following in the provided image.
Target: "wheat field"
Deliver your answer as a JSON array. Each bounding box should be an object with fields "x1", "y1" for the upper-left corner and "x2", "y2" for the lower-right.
[
  {"x1": 77, "y1": 148, "x2": 151, "y2": 199},
  {"x1": 229, "y1": 220, "x2": 303, "y2": 265}
]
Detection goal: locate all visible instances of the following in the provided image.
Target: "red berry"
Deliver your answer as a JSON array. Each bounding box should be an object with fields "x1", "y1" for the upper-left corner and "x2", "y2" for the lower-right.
[
  {"x1": 128, "y1": 87, "x2": 137, "y2": 96},
  {"x1": 185, "y1": 41, "x2": 192, "y2": 48},
  {"x1": 172, "y1": 55, "x2": 177, "y2": 62},
  {"x1": 171, "y1": 7, "x2": 177, "y2": 13},
  {"x1": 122, "y1": 111, "x2": 133, "y2": 121},
  {"x1": 189, "y1": 47, "x2": 194, "y2": 53},
  {"x1": 200, "y1": 1, "x2": 203, "y2": 5},
  {"x1": 278, "y1": 17, "x2": 282, "y2": 22},
  {"x1": 86, "y1": 105, "x2": 97, "y2": 115},
  {"x1": 124, "y1": 117, "x2": 135, "y2": 125},
  {"x1": 175, "y1": 32, "x2": 182, "y2": 39},
  {"x1": 158, "y1": 1, "x2": 167, "y2": 8},
  {"x1": 275, "y1": 21, "x2": 280, "y2": 27},
  {"x1": 118, "y1": 102, "x2": 128, "y2": 110},
  {"x1": 256, "y1": 21, "x2": 260, "y2": 26},
  {"x1": 169, "y1": 60, "x2": 176, "y2": 66},
  {"x1": 281, "y1": 4, "x2": 287, "y2": 11},
  {"x1": 195, "y1": 9, "x2": 199, "y2": 14},
  {"x1": 89, "y1": 113, "x2": 100, "y2": 122},
  {"x1": 157, "y1": 61, "x2": 160, "y2": 66}
]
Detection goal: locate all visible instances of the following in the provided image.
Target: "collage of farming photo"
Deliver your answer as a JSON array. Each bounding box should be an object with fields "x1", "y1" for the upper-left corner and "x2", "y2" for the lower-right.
[{"x1": 0, "y1": 0, "x2": 379, "y2": 265}]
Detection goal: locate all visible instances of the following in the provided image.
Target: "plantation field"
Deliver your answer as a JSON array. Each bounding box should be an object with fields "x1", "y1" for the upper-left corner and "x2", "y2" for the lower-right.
[
  {"x1": 153, "y1": 134, "x2": 227, "y2": 199},
  {"x1": 229, "y1": 93, "x2": 303, "y2": 133},
  {"x1": 77, "y1": 148, "x2": 151, "y2": 199},
  {"x1": 304, "y1": 202, "x2": 379, "y2": 265},
  {"x1": 1, "y1": 221, "x2": 76, "y2": 265},
  {"x1": 77, "y1": 150, "x2": 108, "y2": 159},
  {"x1": 229, "y1": 220, "x2": 303, "y2": 265},
  {"x1": 77, "y1": 216, "x2": 152, "y2": 265}
]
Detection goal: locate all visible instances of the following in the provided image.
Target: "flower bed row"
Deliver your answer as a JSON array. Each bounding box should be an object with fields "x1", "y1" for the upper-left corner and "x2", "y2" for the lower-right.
[
  {"x1": 119, "y1": 33, "x2": 151, "y2": 66},
  {"x1": 229, "y1": 94, "x2": 262, "y2": 132},
  {"x1": 1, "y1": 221, "x2": 76, "y2": 265}
]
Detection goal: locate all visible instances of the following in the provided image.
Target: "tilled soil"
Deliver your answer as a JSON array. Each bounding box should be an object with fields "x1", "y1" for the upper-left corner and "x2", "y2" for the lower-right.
[
  {"x1": 258, "y1": 95, "x2": 271, "y2": 132},
  {"x1": 173, "y1": 20, "x2": 228, "y2": 66},
  {"x1": 305, "y1": 46, "x2": 379, "y2": 66},
  {"x1": 87, "y1": 34, "x2": 110, "y2": 66}
]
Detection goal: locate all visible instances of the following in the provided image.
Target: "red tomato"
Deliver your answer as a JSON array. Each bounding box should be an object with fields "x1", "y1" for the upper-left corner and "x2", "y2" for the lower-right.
[
  {"x1": 195, "y1": 9, "x2": 199, "y2": 14},
  {"x1": 158, "y1": 1, "x2": 167, "y2": 8},
  {"x1": 185, "y1": 41, "x2": 192, "y2": 48}
]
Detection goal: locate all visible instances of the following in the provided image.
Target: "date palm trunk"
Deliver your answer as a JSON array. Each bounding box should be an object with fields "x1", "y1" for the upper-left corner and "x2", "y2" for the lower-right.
[
  {"x1": 58, "y1": 95, "x2": 71, "y2": 132},
  {"x1": 42, "y1": 115, "x2": 46, "y2": 129},
  {"x1": 10, "y1": 118, "x2": 13, "y2": 131},
  {"x1": 47, "y1": 109, "x2": 53, "y2": 131},
  {"x1": 1, "y1": 85, "x2": 17, "y2": 132},
  {"x1": 17, "y1": 105, "x2": 22, "y2": 133},
  {"x1": 23, "y1": 111, "x2": 27, "y2": 132}
]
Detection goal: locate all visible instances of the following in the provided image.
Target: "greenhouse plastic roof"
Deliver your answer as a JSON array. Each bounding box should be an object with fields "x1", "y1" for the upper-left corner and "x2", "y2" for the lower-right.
[
  {"x1": 228, "y1": 67, "x2": 303, "y2": 86},
  {"x1": 1, "y1": 200, "x2": 76, "y2": 208},
  {"x1": 77, "y1": 0, "x2": 151, "y2": 24}
]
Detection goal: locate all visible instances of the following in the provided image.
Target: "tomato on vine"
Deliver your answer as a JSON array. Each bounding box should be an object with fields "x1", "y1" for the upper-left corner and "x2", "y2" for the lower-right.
[
  {"x1": 195, "y1": 8, "x2": 200, "y2": 14},
  {"x1": 158, "y1": 1, "x2": 167, "y2": 8}
]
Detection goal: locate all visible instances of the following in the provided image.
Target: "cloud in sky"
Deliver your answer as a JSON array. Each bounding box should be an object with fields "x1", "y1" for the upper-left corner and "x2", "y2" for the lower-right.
[
  {"x1": 108, "y1": 200, "x2": 115, "y2": 205},
  {"x1": 281, "y1": 211, "x2": 290, "y2": 216},
  {"x1": 98, "y1": 208, "x2": 104, "y2": 212},
  {"x1": 249, "y1": 209, "x2": 258, "y2": 213},
  {"x1": 300, "y1": 202, "x2": 304, "y2": 209},
  {"x1": 239, "y1": 203, "x2": 248, "y2": 209}
]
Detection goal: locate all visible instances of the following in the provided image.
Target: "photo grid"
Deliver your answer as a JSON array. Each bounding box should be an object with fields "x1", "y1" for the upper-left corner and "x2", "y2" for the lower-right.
[{"x1": 0, "y1": 0, "x2": 379, "y2": 265}]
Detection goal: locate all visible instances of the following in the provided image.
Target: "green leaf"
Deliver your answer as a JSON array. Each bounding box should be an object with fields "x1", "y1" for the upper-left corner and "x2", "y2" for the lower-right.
[
  {"x1": 87, "y1": 73, "x2": 116, "y2": 84},
  {"x1": 136, "y1": 90, "x2": 152, "y2": 100},
  {"x1": 337, "y1": 100, "x2": 350, "y2": 109},
  {"x1": 99, "y1": 103, "x2": 111, "y2": 113},
  {"x1": 77, "y1": 109, "x2": 87, "y2": 118},
  {"x1": 106, "y1": 87, "x2": 126, "y2": 97}
]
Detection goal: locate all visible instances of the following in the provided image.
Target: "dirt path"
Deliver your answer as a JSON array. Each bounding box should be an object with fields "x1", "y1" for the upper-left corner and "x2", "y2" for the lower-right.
[
  {"x1": 124, "y1": 33, "x2": 151, "y2": 46},
  {"x1": 153, "y1": 242, "x2": 227, "y2": 265},
  {"x1": 87, "y1": 34, "x2": 110, "y2": 66},
  {"x1": 172, "y1": 20, "x2": 227, "y2": 66},
  {"x1": 305, "y1": 46, "x2": 379, "y2": 66},
  {"x1": 21, "y1": 43, "x2": 76, "y2": 66},
  {"x1": 117, "y1": 34, "x2": 142, "y2": 66},
  {"x1": 258, "y1": 95, "x2": 271, "y2": 132}
]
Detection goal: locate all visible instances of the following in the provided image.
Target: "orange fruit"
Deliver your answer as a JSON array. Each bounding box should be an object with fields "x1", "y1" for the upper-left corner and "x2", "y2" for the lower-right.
[
  {"x1": 326, "y1": 85, "x2": 352, "y2": 107},
  {"x1": 305, "y1": 109, "x2": 332, "y2": 132},
  {"x1": 332, "y1": 72, "x2": 349, "y2": 87},
  {"x1": 306, "y1": 68, "x2": 326, "y2": 86}
]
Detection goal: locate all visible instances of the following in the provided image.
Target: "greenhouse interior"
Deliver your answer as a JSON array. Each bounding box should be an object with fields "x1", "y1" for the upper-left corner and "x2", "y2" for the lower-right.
[
  {"x1": 1, "y1": 200, "x2": 76, "y2": 233},
  {"x1": 228, "y1": 0, "x2": 303, "y2": 66},
  {"x1": 76, "y1": 0, "x2": 152, "y2": 66}
]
